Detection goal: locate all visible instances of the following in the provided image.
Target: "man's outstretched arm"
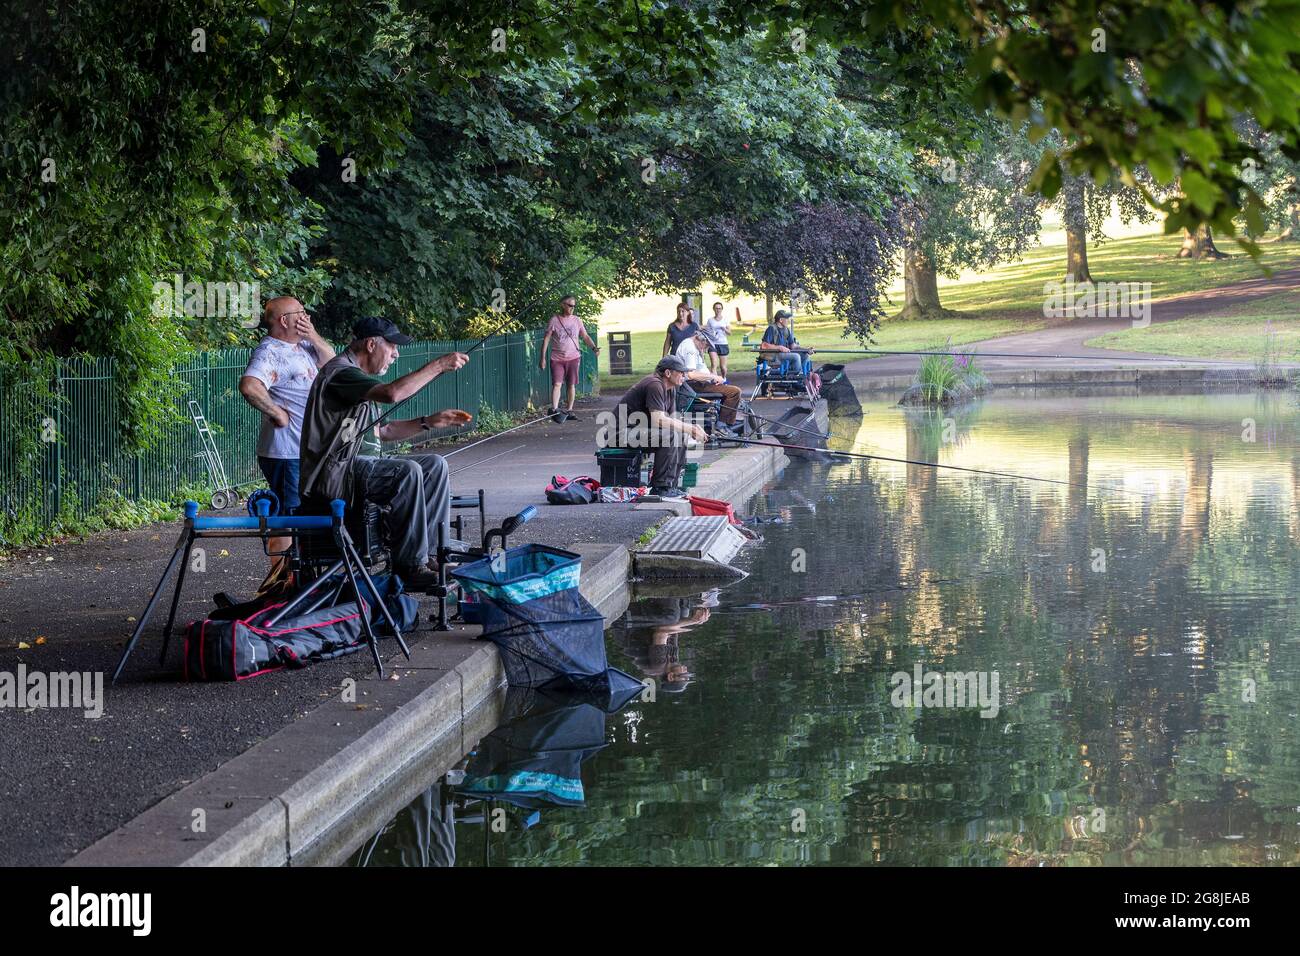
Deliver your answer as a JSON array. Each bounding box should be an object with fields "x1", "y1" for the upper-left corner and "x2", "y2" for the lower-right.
[{"x1": 364, "y1": 351, "x2": 469, "y2": 405}]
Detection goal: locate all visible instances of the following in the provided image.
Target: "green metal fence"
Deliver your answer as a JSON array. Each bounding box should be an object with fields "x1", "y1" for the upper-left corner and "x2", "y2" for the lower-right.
[{"x1": 0, "y1": 327, "x2": 597, "y2": 532}]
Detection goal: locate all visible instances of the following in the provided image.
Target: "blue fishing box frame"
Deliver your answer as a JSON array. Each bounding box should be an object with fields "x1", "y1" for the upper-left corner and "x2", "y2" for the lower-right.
[{"x1": 112, "y1": 497, "x2": 411, "y2": 683}]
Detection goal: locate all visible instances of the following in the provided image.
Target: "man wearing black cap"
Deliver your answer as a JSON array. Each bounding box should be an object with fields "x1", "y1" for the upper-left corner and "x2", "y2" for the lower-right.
[
  {"x1": 760, "y1": 309, "x2": 813, "y2": 376},
  {"x1": 612, "y1": 354, "x2": 706, "y2": 498},
  {"x1": 299, "y1": 317, "x2": 470, "y2": 586}
]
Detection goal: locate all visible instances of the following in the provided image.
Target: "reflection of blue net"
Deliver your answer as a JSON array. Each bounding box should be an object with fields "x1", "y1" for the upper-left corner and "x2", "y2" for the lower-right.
[
  {"x1": 453, "y1": 545, "x2": 643, "y2": 700},
  {"x1": 456, "y1": 686, "x2": 629, "y2": 808}
]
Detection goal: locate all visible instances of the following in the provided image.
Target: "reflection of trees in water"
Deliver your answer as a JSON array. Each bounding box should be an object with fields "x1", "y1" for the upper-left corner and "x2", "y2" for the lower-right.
[{"x1": 475, "y1": 398, "x2": 1300, "y2": 866}]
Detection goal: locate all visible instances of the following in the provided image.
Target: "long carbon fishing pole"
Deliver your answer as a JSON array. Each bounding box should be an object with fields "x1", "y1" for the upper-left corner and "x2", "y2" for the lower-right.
[
  {"x1": 722, "y1": 434, "x2": 1146, "y2": 498},
  {"x1": 421, "y1": 411, "x2": 558, "y2": 458},
  {"x1": 748, "y1": 346, "x2": 1223, "y2": 363},
  {"x1": 449, "y1": 443, "x2": 525, "y2": 476}
]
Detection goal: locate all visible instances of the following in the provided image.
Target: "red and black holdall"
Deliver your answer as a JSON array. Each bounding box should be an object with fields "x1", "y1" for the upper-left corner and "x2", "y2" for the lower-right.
[
  {"x1": 183, "y1": 601, "x2": 370, "y2": 681},
  {"x1": 545, "y1": 475, "x2": 601, "y2": 505}
]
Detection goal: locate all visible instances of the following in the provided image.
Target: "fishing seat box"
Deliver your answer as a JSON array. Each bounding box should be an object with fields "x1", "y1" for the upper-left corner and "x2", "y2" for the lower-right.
[{"x1": 596, "y1": 447, "x2": 643, "y2": 487}]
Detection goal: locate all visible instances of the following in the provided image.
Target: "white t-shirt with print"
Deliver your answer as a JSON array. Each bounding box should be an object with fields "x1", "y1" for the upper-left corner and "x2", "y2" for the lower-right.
[
  {"x1": 243, "y1": 337, "x2": 319, "y2": 459},
  {"x1": 674, "y1": 337, "x2": 710, "y2": 374}
]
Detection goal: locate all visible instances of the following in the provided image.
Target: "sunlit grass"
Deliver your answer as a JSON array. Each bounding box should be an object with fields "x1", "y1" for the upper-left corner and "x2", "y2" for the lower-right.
[{"x1": 1086, "y1": 289, "x2": 1300, "y2": 362}]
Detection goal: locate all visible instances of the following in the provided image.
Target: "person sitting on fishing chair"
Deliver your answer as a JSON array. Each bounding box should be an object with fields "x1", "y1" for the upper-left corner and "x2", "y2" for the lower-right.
[
  {"x1": 299, "y1": 317, "x2": 471, "y2": 590},
  {"x1": 675, "y1": 329, "x2": 742, "y2": 438},
  {"x1": 613, "y1": 355, "x2": 707, "y2": 499},
  {"x1": 760, "y1": 310, "x2": 813, "y2": 377}
]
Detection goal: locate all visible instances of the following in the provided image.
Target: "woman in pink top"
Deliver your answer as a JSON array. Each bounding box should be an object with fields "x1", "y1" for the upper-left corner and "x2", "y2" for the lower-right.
[{"x1": 539, "y1": 294, "x2": 600, "y2": 421}]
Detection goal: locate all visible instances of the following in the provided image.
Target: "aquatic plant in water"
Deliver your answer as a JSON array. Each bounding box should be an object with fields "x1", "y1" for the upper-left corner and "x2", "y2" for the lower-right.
[{"x1": 905, "y1": 340, "x2": 987, "y2": 405}]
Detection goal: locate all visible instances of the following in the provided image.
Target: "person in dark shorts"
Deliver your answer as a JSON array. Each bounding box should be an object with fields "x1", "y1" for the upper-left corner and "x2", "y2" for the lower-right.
[
  {"x1": 703, "y1": 300, "x2": 749, "y2": 377},
  {"x1": 612, "y1": 355, "x2": 706, "y2": 497},
  {"x1": 239, "y1": 295, "x2": 336, "y2": 514}
]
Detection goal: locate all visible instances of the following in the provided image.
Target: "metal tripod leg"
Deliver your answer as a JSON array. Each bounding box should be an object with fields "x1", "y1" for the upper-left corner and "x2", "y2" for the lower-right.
[
  {"x1": 347, "y1": 537, "x2": 411, "y2": 659},
  {"x1": 158, "y1": 532, "x2": 197, "y2": 668},
  {"x1": 261, "y1": 557, "x2": 345, "y2": 627},
  {"x1": 112, "y1": 532, "x2": 189, "y2": 684}
]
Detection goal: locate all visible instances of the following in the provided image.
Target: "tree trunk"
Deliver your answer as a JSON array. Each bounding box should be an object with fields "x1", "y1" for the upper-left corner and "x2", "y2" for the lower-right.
[
  {"x1": 1062, "y1": 175, "x2": 1093, "y2": 283},
  {"x1": 1178, "y1": 224, "x2": 1227, "y2": 258},
  {"x1": 897, "y1": 247, "x2": 955, "y2": 320}
]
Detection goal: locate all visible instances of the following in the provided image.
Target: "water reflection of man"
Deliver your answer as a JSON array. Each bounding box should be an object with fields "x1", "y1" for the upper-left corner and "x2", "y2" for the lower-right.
[
  {"x1": 618, "y1": 596, "x2": 710, "y2": 693},
  {"x1": 357, "y1": 782, "x2": 456, "y2": 868}
]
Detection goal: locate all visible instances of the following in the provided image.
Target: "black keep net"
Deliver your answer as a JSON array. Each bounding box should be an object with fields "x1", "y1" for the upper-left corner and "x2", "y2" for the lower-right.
[{"x1": 452, "y1": 544, "x2": 643, "y2": 700}]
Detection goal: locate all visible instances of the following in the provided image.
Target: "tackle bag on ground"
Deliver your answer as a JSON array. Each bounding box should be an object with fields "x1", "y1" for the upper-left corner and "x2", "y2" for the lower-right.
[{"x1": 545, "y1": 475, "x2": 600, "y2": 505}]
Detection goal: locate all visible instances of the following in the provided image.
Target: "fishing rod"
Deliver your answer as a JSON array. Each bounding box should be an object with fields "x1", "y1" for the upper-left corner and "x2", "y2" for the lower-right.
[
  {"x1": 747, "y1": 346, "x2": 1221, "y2": 363},
  {"x1": 424, "y1": 411, "x2": 558, "y2": 458},
  {"x1": 722, "y1": 434, "x2": 1146, "y2": 498},
  {"x1": 449, "y1": 443, "x2": 526, "y2": 477}
]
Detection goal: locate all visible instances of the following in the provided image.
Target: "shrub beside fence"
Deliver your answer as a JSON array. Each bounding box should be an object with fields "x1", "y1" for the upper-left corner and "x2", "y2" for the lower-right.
[{"x1": 0, "y1": 327, "x2": 597, "y2": 542}]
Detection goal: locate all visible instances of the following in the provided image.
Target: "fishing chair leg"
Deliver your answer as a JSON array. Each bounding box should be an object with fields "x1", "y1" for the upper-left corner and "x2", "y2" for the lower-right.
[
  {"x1": 341, "y1": 548, "x2": 385, "y2": 679},
  {"x1": 347, "y1": 538, "x2": 411, "y2": 659},
  {"x1": 112, "y1": 531, "x2": 190, "y2": 684}
]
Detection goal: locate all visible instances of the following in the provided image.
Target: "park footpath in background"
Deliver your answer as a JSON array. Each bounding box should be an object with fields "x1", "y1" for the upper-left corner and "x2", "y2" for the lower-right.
[{"x1": 0, "y1": 391, "x2": 783, "y2": 866}]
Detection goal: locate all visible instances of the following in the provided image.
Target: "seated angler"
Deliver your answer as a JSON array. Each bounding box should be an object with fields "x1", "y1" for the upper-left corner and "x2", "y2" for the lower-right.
[
  {"x1": 299, "y1": 317, "x2": 472, "y2": 589},
  {"x1": 675, "y1": 328, "x2": 743, "y2": 437},
  {"x1": 760, "y1": 309, "x2": 813, "y2": 376},
  {"x1": 612, "y1": 355, "x2": 706, "y2": 499}
]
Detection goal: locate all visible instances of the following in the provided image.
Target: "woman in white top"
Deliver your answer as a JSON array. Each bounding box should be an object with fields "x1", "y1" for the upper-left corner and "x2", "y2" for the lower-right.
[{"x1": 702, "y1": 301, "x2": 751, "y2": 378}]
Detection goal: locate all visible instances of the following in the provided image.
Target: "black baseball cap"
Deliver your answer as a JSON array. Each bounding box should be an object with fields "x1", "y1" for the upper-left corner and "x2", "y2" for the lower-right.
[
  {"x1": 773, "y1": 309, "x2": 792, "y2": 320},
  {"x1": 352, "y1": 316, "x2": 413, "y2": 344}
]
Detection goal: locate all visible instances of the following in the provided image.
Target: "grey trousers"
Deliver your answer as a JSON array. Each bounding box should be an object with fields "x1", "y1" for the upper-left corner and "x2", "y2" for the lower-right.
[{"x1": 352, "y1": 454, "x2": 450, "y2": 573}]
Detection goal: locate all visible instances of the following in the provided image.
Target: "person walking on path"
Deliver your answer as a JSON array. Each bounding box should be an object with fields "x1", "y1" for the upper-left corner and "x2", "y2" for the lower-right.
[
  {"x1": 539, "y1": 294, "x2": 600, "y2": 423},
  {"x1": 661, "y1": 301, "x2": 702, "y2": 358},
  {"x1": 702, "y1": 300, "x2": 750, "y2": 377}
]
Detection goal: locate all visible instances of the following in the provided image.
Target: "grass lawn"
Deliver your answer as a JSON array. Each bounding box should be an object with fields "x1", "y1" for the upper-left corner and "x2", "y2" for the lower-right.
[
  {"x1": 1085, "y1": 289, "x2": 1300, "y2": 362},
  {"x1": 926, "y1": 231, "x2": 1300, "y2": 314},
  {"x1": 594, "y1": 229, "x2": 1300, "y2": 390}
]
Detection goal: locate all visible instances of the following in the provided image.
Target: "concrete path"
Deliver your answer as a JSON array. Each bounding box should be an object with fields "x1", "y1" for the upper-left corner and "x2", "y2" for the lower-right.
[{"x1": 0, "y1": 390, "x2": 703, "y2": 865}]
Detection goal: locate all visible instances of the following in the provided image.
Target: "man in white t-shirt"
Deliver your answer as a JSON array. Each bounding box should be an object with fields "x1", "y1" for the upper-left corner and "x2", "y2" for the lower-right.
[
  {"x1": 675, "y1": 330, "x2": 742, "y2": 435},
  {"x1": 239, "y1": 296, "x2": 335, "y2": 515}
]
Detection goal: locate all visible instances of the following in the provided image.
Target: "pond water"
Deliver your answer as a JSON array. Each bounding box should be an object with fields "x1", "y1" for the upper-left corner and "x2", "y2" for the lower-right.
[{"x1": 352, "y1": 388, "x2": 1300, "y2": 867}]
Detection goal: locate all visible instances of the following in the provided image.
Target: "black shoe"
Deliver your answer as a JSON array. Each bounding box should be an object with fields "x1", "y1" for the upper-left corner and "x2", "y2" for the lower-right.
[
  {"x1": 398, "y1": 567, "x2": 442, "y2": 590},
  {"x1": 564, "y1": 411, "x2": 581, "y2": 421},
  {"x1": 649, "y1": 486, "x2": 687, "y2": 499}
]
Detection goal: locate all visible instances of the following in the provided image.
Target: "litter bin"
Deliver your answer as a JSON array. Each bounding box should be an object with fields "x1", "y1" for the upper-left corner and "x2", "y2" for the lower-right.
[{"x1": 607, "y1": 331, "x2": 632, "y2": 375}]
